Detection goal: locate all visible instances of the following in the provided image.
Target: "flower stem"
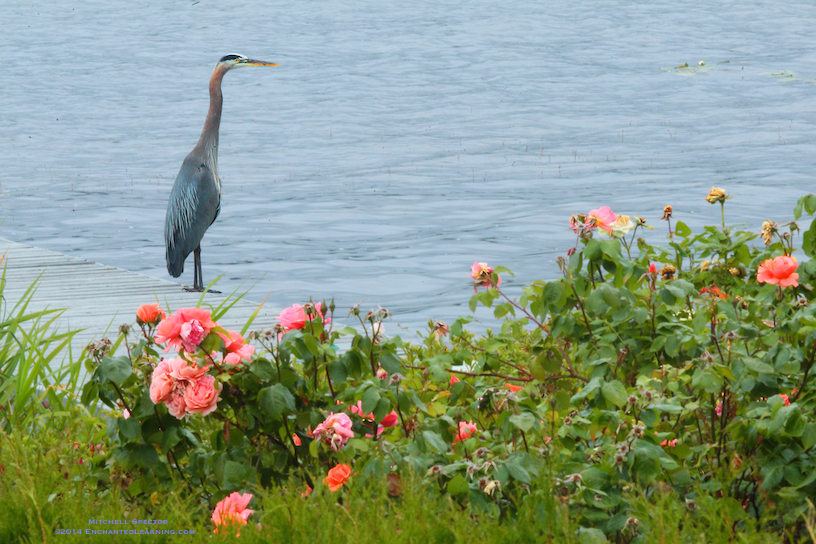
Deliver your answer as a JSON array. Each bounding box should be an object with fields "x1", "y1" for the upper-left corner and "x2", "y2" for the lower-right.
[{"x1": 720, "y1": 201, "x2": 725, "y2": 232}]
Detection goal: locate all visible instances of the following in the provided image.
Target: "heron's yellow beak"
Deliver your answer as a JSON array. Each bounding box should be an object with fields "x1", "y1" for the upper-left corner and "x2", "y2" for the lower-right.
[{"x1": 238, "y1": 59, "x2": 279, "y2": 67}]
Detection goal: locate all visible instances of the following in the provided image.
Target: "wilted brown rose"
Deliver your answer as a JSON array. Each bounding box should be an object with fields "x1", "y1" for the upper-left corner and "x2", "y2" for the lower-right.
[
  {"x1": 661, "y1": 205, "x2": 673, "y2": 220},
  {"x1": 705, "y1": 187, "x2": 728, "y2": 204},
  {"x1": 660, "y1": 265, "x2": 677, "y2": 280},
  {"x1": 760, "y1": 220, "x2": 777, "y2": 246}
]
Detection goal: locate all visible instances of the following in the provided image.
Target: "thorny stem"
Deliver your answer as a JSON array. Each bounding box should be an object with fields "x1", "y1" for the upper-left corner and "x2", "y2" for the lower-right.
[
  {"x1": 110, "y1": 381, "x2": 132, "y2": 414},
  {"x1": 570, "y1": 285, "x2": 597, "y2": 346},
  {"x1": 460, "y1": 337, "x2": 532, "y2": 377},
  {"x1": 394, "y1": 382, "x2": 412, "y2": 438},
  {"x1": 324, "y1": 352, "x2": 335, "y2": 400},
  {"x1": 792, "y1": 343, "x2": 816, "y2": 403},
  {"x1": 494, "y1": 286, "x2": 551, "y2": 334},
  {"x1": 520, "y1": 430, "x2": 530, "y2": 453}
]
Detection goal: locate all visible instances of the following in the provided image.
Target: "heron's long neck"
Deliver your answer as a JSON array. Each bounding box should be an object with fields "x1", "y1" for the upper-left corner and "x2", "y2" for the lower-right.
[{"x1": 194, "y1": 65, "x2": 228, "y2": 175}]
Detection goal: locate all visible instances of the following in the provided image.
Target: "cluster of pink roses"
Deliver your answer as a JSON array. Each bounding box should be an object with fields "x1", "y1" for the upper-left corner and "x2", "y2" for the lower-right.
[
  {"x1": 141, "y1": 305, "x2": 255, "y2": 420},
  {"x1": 310, "y1": 402, "x2": 400, "y2": 451},
  {"x1": 149, "y1": 357, "x2": 221, "y2": 419}
]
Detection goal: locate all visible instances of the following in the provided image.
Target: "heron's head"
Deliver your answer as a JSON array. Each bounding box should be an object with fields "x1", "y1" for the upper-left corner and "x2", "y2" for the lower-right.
[{"x1": 218, "y1": 54, "x2": 279, "y2": 70}]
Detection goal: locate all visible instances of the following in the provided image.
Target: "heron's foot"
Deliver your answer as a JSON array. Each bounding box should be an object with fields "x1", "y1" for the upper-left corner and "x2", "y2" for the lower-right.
[{"x1": 183, "y1": 286, "x2": 221, "y2": 294}]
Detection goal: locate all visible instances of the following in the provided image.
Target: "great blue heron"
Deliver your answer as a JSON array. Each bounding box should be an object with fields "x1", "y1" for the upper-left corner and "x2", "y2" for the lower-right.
[{"x1": 164, "y1": 54, "x2": 277, "y2": 292}]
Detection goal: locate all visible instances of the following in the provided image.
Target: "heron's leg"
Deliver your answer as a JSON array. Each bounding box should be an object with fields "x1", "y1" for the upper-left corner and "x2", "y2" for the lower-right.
[{"x1": 194, "y1": 246, "x2": 202, "y2": 290}]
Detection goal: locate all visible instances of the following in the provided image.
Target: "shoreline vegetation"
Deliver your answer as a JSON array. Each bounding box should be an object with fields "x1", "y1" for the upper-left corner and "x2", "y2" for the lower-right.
[{"x1": 3, "y1": 189, "x2": 816, "y2": 543}]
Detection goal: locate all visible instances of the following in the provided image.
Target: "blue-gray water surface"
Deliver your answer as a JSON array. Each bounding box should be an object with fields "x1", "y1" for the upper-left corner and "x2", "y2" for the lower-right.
[{"x1": 2, "y1": 0, "x2": 816, "y2": 336}]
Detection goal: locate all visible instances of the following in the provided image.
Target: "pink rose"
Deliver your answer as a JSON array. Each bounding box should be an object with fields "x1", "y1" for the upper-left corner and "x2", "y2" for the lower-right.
[
  {"x1": 149, "y1": 359, "x2": 174, "y2": 403},
  {"x1": 165, "y1": 392, "x2": 188, "y2": 419},
  {"x1": 453, "y1": 421, "x2": 478, "y2": 446},
  {"x1": 169, "y1": 357, "x2": 210, "y2": 382},
  {"x1": 180, "y1": 319, "x2": 206, "y2": 350},
  {"x1": 122, "y1": 409, "x2": 131, "y2": 419},
  {"x1": 450, "y1": 374, "x2": 460, "y2": 386},
  {"x1": 212, "y1": 492, "x2": 253, "y2": 532},
  {"x1": 349, "y1": 400, "x2": 374, "y2": 420},
  {"x1": 154, "y1": 308, "x2": 218, "y2": 353},
  {"x1": 757, "y1": 256, "x2": 799, "y2": 288},
  {"x1": 380, "y1": 411, "x2": 399, "y2": 428},
  {"x1": 313, "y1": 412, "x2": 354, "y2": 451},
  {"x1": 277, "y1": 303, "x2": 332, "y2": 333},
  {"x1": 219, "y1": 330, "x2": 255, "y2": 365},
  {"x1": 183, "y1": 374, "x2": 221, "y2": 416},
  {"x1": 587, "y1": 206, "x2": 618, "y2": 232},
  {"x1": 376, "y1": 366, "x2": 388, "y2": 380},
  {"x1": 470, "y1": 262, "x2": 502, "y2": 292}
]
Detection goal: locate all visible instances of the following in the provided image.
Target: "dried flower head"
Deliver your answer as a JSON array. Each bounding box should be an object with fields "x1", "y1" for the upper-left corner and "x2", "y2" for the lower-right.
[
  {"x1": 563, "y1": 416, "x2": 573, "y2": 425},
  {"x1": 614, "y1": 453, "x2": 626, "y2": 466},
  {"x1": 761, "y1": 220, "x2": 778, "y2": 246},
  {"x1": 626, "y1": 517, "x2": 639, "y2": 527},
  {"x1": 430, "y1": 320, "x2": 450, "y2": 338},
  {"x1": 660, "y1": 265, "x2": 677, "y2": 280},
  {"x1": 705, "y1": 187, "x2": 729, "y2": 204},
  {"x1": 565, "y1": 473, "x2": 582, "y2": 484},
  {"x1": 729, "y1": 267, "x2": 746, "y2": 278},
  {"x1": 661, "y1": 205, "x2": 673, "y2": 220},
  {"x1": 627, "y1": 395, "x2": 638, "y2": 405},
  {"x1": 426, "y1": 465, "x2": 443, "y2": 476},
  {"x1": 632, "y1": 424, "x2": 645, "y2": 438}
]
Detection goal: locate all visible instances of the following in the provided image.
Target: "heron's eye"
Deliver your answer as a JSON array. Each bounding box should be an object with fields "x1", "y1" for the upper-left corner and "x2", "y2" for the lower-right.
[{"x1": 219, "y1": 54, "x2": 242, "y2": 63}]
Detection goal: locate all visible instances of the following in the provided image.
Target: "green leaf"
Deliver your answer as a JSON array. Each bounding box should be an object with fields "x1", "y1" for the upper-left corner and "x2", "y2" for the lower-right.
[
  {"x1": 328, "y1": 359, "x2": 348, "y2": 384},
  {"x1": 743, "y1": 357, "x2": 775, "y2": 375},
  {"x1": 674, "y1": 221, "x2": 691, "y2": 237},
  {"x1": 361, "y1": 386, "x2": 381, "y2": 415},
  {"x1": 505, "y1": 462, "x2": 531, "y2": 484},
  {"x1": 223, "y1": 460, "x2": 246, "y2": 490},
  {"x1": 598, "y1": 284, "x2": 620, "y2": 309},
  {"x1": 447, "y1": 474, "x2": 470, "y2": 495},
  {"x1": 632, "y1": 444, "x2": 661, "y2": 483},
  {"x1": 601, "y1": 380, "x2": 627, "y2": 408},
  {"x1": 802, "y1": 423, "x2": 816, "y2": 450},
  {"x1": 200, "y1": 331, "x2": 223, "y2": 354},
  {"x1": 578, "y1": 527, "x2": 608, "y2": 544},
  {"x1": 544, "y1": 282, "x2": 565, "y2": 306},
  {"x1": 258, "y1": 384, "x2": 295, "y2": 419},
  {"x1": 162, "y1": 426, "x2": 181, "y2": 451},
  {"x1": 571, "y1": 377, "x2": 603, "y2": 405},
  {"x1": 379, "y1": 351, "x2": 402, "y2": 375},
  {"x1": 137, "y1": 444, "x2": 158, "y2": 468},
  {"x1": 118, "y1": 418, "x2": 141, "y2": 440},
  {"x1": 509, "y1": 412, "x2": 536, "y2": 433},
  {"x1": 599, "y1": 239, "x2": 621, "y2": 262},
  {"x1": 584, "y1": 240, "x2": 602, "y2": 261},
  {"x1": 423, "y1": 431, "x2": 449, "y2": 453},
  {"x1": 100, "y1": 356, "x2": 133, "y2": 386}
]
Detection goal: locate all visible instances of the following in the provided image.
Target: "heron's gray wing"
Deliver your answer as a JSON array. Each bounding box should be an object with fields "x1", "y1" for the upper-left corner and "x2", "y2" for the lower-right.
[{"x1": 164, "y1": 159, "x2": 221, "y2": 277}]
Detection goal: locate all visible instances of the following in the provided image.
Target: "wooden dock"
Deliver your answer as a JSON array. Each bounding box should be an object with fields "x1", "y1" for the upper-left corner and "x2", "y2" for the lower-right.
[{"x1": 0, "y1": 237, "x2": 280, "y2": 363}]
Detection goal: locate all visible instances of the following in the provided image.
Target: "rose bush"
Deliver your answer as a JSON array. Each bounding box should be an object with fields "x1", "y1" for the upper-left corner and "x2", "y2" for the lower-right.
[{"x1": 79, "y1": 191, "x2": 816, "y2": 540}]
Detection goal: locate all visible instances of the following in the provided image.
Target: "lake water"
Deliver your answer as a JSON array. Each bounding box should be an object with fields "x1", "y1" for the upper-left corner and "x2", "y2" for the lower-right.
[{"x1": 2, "y1": 0, "x2": 816, "y2": 337}]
